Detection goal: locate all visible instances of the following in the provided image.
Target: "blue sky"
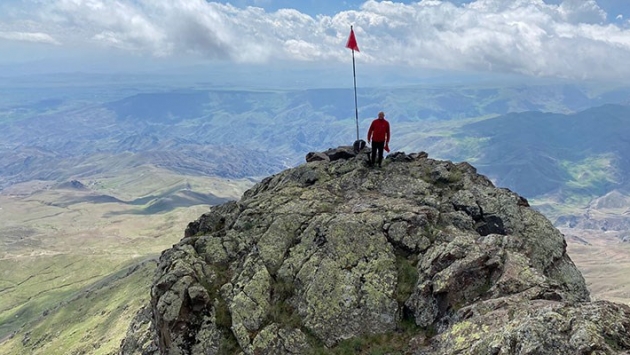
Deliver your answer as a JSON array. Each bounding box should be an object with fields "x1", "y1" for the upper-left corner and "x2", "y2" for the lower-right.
[
  {"x1": 1, "y1": 1, "x2": 630, "y2": 82},
  {"x1": 221, "y1": 0, "x2": 629, "y2": 20}
]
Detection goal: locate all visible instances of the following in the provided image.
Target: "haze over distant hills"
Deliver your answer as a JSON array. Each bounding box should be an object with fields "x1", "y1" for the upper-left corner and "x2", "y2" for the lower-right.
[{"x1": 2, "y1": 75, "x2": 630, "y2": 211}]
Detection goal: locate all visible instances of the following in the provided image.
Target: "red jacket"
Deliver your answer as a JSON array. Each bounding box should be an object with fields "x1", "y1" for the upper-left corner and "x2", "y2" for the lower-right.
[{"x1": 367, "y1": 118, "x2": 390, "y2": 143}]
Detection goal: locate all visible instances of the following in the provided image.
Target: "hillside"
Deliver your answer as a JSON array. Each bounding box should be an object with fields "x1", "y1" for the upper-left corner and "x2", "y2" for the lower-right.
[
  {"x1": 437, "y1": 104, "x2": 630, "y2": 229},
  {"x1": 460, "y1": 104, "x2": 630, "y2": 196},
  {"x1": 0, "y1": 166, "x2": 253, "y2": 354}
]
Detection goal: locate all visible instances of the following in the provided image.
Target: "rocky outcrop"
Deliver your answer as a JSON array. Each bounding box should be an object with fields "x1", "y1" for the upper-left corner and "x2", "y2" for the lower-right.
[
  {"x1": 424, "y1": 300, "x2": 630, "y2": 354},
  {"x1": 120, "y1": 149, "x2": 630, "y2": 355}
]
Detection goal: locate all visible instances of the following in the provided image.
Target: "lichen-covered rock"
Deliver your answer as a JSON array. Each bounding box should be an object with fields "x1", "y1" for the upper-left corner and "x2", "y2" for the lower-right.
[
  {"x1": 121, "y1": 149, "x2": 630, "y2": 355},
  {"x1": 421, "y1": 300, "x2": 630, "y2": 355},
  {"x1": 119, "y1": 305, "x2": 159, "y2": 355},
  {"x1": 251, "y1": 323, "x2": 310, "y2": 354}
]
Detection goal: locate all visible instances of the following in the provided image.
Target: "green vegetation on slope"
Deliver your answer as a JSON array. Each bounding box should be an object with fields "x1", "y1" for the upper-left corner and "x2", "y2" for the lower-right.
[
  {"x1": 529, "y1": 154, "x2": 621, "y2": 222},
  {"x1": 561, "y1": 154, "x2": 620, "y2": 193},
  {"x1": 0, "y1": 259, "x2": 155, "y2": 355},
  {"x1": 0, "y1": 165, "x2": 252, "y2": 354}
]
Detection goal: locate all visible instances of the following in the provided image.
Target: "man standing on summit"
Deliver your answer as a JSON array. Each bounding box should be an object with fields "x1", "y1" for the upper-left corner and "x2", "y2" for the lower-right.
[{"x1": 367, "y1": 111, "x2": 390, "y2": 167}]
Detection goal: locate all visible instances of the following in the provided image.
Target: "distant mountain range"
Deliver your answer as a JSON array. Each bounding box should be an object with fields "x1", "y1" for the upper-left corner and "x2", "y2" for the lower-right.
[
  {"x1": 2, "y1": 79, "x2": 630, "y2": 227},
  {"x1": 458, "y1": 104, "x2": 630, "y2": 197}
]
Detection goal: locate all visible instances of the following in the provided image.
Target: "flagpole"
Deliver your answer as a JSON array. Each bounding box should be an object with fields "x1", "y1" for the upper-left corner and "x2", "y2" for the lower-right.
[
  {"x1": 346, "y1": 25, "x2": 360, "y2": 142},
  {"x1": 352, "y1": 46, "x2": 359, "y2": 141},
  {"x1": 349, "y1": 25, "x2": 359, "y2": 141}
]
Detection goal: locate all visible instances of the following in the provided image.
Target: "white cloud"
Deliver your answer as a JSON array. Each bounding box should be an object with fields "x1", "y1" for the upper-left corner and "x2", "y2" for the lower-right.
[
  {"x1": 557, "y1": 0, "x2": 606, "y2": 24},
  {"x1": 3, "y1": 0, "x2": 630, "y2": 81},
  {"x1": 0, "y1": 31, "x2": 60, "y2": 45}
]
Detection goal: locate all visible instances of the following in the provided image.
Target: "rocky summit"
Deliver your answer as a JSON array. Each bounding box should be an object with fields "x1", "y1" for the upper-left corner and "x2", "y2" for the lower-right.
[{"x1": 121, "y1": 147, "x2": 630, "y2": 355}]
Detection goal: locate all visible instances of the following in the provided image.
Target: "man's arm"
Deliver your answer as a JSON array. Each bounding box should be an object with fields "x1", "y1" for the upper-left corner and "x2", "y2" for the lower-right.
[
  {"x1": 367, "y1": 122, "x2": 374, "y2": 143},
  {"x1": 386, "y1": 121, "x2": 391, "y2": 143}
]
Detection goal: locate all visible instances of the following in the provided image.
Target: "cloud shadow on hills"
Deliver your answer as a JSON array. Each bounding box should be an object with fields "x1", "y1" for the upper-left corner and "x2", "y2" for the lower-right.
[
  {"x1": 51, "y1": 187, "x2": 229, "y2": 215},
  {"x1": 104, "y1": 190, "x2": 229, "y2": 216}
]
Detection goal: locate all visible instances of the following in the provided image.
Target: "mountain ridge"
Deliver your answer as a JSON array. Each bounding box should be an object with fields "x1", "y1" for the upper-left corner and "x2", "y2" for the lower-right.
[{"x1": 121, "y1": 147, "x2": 630, "y2": 354}]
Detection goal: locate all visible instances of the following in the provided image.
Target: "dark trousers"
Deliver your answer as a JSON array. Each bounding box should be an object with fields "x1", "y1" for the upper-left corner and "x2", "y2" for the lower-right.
[{"x1": 371, "y1": 141, "x2": 385, "y2": 166}]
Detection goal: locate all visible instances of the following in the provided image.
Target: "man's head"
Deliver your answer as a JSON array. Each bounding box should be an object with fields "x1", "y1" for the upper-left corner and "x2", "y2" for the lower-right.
[{"x1": 378, "y1": 111, "x2": 385, "y2": 119}]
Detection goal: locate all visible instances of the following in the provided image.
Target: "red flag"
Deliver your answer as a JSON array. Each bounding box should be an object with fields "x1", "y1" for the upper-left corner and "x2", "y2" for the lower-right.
[{"x1": 345, "y1": 26, "x2": 360, "y2": 52}]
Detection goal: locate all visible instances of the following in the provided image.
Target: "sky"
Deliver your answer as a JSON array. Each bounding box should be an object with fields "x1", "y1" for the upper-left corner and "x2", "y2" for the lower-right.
[{"x1": 1, "y1": 0, "x2": 630, "y2": 82}]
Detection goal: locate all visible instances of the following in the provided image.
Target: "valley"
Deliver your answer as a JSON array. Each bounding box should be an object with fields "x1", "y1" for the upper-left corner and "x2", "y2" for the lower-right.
[{"x1": 0, "y1": 165, "x2": 253, "y2": 354}]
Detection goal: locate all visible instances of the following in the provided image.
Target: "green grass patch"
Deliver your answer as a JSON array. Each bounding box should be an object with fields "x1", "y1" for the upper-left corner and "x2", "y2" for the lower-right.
[
  {"x1": 268, "y1": 277, "x2": 301, "y2": 329},
  {"x1": 306, "y1": 328, "x2": 425, "y2": 355},
  {"x1": 395, "y1": 255, "x2": 419, "y2": 304},
  {"x1": 203, "y1": 263, "x2": 240, "y2": 355},
  {"x1": 207, "y1": 263, "x2": 234, "y2": 330}
]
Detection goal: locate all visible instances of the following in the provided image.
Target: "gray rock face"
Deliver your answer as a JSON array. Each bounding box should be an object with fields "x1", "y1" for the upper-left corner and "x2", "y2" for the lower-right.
[{"x1": 121, "y1": 149, "x2": 630, "y2": 355}]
